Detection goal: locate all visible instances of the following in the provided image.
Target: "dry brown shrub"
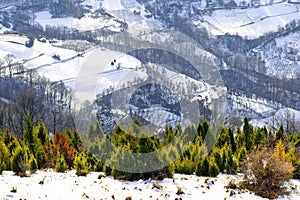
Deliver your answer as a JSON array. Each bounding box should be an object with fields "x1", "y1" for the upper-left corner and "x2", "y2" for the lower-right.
[{"x1": 241, "y1": 143, "x2": 294, "y2": 199}]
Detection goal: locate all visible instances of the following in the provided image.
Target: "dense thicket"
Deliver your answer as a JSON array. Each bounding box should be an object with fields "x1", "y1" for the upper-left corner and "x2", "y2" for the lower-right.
[
  {"x1": 84, "y1": 118, "x2": 300, "y2": 182},
  {"x1": 0, "y1": 118, "x2": 83, "y2": 176}
]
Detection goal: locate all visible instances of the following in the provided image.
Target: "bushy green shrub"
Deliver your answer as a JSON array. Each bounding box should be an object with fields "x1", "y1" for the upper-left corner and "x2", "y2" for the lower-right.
[
  {"x1": 55, "y1": 154, "x2": 68, "y2": 173},
  {"x1": 208, "y1": 160, "x2": 220, "y2": 177},
  {"x1": 195, "y1": 156, "x2": 209, "y2": 176},
  {"x1": 11, "y1": 146, "x2": 29, "y2": 176},
  {"x1": 174, "y1": 158, "x2": 195, "y2": 175},
  {"x1": 74, "y1": 153, "x2": 90, "y2": 176}
]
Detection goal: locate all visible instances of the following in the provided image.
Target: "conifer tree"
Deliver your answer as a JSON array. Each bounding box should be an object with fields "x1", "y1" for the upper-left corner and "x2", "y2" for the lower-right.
[
  {"x1": 87, "y1": 122, "x2": 104, "y2": 142},
  {"x1": 196, "y1": 156, "x2": 209, "y2": 176},
  {"x1": 95, "y1": 121, "x2": 104, "y2": 139},
  {"x1": 3, "y1": 131, "x2": 19, "y2": 156},
  {"x1": 286, "y1": 147, "x2": 297, "y2": 164},
  {"x1": 24, "y1": 116, "x2": 35, "y2": 155},
  {"x1": 74, "y1": 153, "x2": 90, "y2": 176},
  {"x1": 201, "y1": 120, "x2": 209, "y2": 140},
  {"x1": 235, "y1": 128, "x2": 244, "y2": 150},
  {"x1": 11, "y1": 145, "x2": 29, "y2": 176},
  {"x1": 53, "y1": 131, "x2": 75, "y2": 168},
  {"x1": 69, "y1": 129, "x2": 82, "y2": 152},
  {"x1": 175, "y1": 157, "x2": 195, "y2": 175},
  {"x1": 34, "y1": 120, "x2": 49, "y2": 168},
  {"x1": 253, "y1": 128, "x2": 265, "y2": 148},
  {"x1": 36, "y1": 119, "x2": 49, "y2": 146},
  {"x1": 55, "y1": 153, "x2": 68, "y2": 173},
  {"x1": 276, "y1": 125, "x2": 285, "y2": 142},
  {"x1": 228, "y1": 128, "x2": 236, "y2": 153},
  {"x1": 213, "y1": 149, "x2": 223, "y2": 172},
  {"x1": 209, "y1": 159, "x2": 220, "y2": 177},
  {"x1": 243, "y1": 117, "x2": 253, "y2": 151}
]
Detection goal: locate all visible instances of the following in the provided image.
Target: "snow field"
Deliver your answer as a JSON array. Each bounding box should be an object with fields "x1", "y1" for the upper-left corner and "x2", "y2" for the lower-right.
[
  {"x1": 1, "y1": 170, "x2": 299, "y2": 199},
  {"x1": 34, "y1": 11, "x2": 122, "y2": 32}
]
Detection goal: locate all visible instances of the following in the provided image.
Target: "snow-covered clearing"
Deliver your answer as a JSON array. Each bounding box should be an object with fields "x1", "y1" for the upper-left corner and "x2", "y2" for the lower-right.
[
  {"x1": 102, "y1": 0, "x2": 163, "y2": 32},
  {"x1": 229, "y1": 93, "x2": 277, "y2": 115},
  {"x1": 35, "y1": 11, "x2": 122, "y2": 32},
  {"x1": 1, "y1": 170, "x2": 299, "y2": 200},
  {"x1": 200, "y1": 2, "x2": 300, "y2": 38},
  {"x1": 102, "y1": 0, "x2": 124, "y2": 11}
]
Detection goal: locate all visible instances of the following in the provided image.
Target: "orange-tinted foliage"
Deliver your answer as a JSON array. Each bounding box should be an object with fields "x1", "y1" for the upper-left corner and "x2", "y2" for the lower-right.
[{"x1": 53, "y1": 131, "x2": 75, "y2": 168}]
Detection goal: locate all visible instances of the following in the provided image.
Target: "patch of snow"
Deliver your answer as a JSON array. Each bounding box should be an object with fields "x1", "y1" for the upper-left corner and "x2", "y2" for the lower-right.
[
  {"x1": 229, "y1": 93, "x2": 277, "y2": 114},
  {"x1": 102, "y1": 0, "x2": 124, "y2": 11},
  {"x1": 35, "y1": 11, "x2": 122, "y2": 32}
]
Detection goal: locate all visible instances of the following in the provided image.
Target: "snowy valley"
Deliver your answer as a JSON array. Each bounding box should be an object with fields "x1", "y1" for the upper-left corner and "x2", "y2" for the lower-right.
[{"x1": 1, "y1": 1, "x2": 300, "y2": 199}]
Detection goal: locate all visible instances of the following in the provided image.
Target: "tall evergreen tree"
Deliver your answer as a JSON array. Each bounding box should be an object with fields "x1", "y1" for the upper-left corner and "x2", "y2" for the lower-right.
[
  {"x1": 243, "y1": 117, "x2": 253, "y2": 151},
  {"x1": 36, "y1": 119, "x2": 49, "y2": 146},
  {"x1": 196, "y1": 156, "x2": 209, "y2": 176},
  {"x1": 24, "y1": 116, "x2": 35, "y2": 155},
  {"x1": 276, "y1": 125, "x2": 285, "y2": 141},
  {"x1": 253, "y1": 128, "x2": 265, "y2": 148},
  {"x1": 228, "y1": 128, "x2": 236, "y2": 153},
  {"x1": 11, "y1": 145, "x2": 30, "y2": 176}
]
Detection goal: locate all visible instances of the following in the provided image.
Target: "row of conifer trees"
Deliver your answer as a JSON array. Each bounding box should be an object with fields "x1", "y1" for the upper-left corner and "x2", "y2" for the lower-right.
[
  {"x1": 0, "y1": 116, "x2": 101, "y2": 177},
  {"x1": 1, "y1": 116, "x2": 300, "y2": 198}
]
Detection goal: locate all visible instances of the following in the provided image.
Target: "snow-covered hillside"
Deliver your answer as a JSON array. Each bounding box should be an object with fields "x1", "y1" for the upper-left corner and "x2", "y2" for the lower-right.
[
  {"x1": 1, "y1": 170, "x2": 299, "y2": 200},
  {"x1": 255, "y1": 31, "x2": 300, "y2": 79},
  {"x1": 0, "y1": 35, "x2": 141, "y2": 95},
  {"x1": 1, "y1": 0, "x2": 300, "y2": 130},
  {"x1": 198, "y1": 2, "x2": 300, "y2": 38}
]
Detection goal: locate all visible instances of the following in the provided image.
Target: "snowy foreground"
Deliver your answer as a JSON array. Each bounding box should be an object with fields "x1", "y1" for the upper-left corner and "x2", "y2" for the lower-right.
[{"x1": 1, "y1": 170, "x2": 300, "y2": 200}]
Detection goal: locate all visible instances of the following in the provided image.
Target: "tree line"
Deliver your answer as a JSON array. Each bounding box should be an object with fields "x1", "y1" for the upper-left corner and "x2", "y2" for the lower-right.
[{"x1": 0, "y1": 56, "x2": 74, "y2": 138}]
